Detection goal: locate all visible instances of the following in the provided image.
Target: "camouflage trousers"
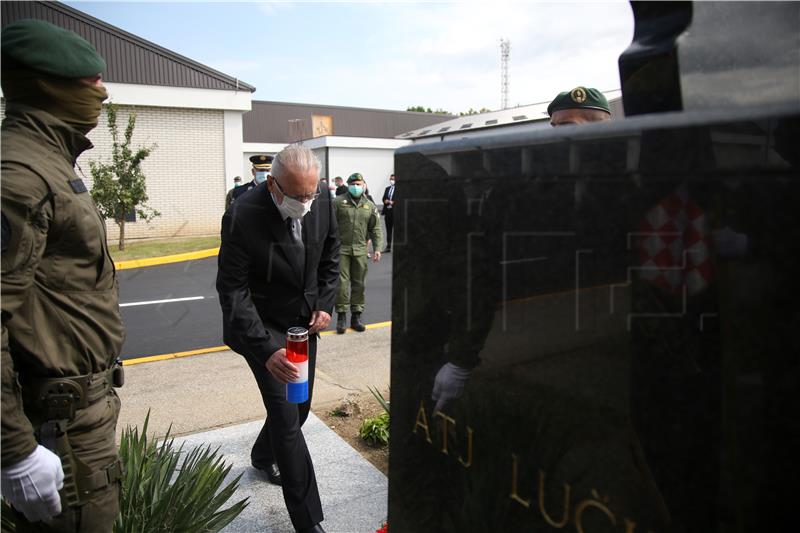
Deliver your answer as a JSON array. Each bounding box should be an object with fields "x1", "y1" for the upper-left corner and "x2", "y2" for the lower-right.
[
  {"x1": 336, "y1": 253, "x2": 369, "y2": 313},
  {"x1": 11, "y1": 483, "x2": 119, "y2": 533}
]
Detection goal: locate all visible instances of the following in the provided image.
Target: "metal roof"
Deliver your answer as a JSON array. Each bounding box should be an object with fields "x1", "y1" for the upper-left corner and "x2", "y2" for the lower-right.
[
  {"x1": 244, "y1": 100, "x2": 454, "y2": 143},
  {"x1": 0, "y1": 1, "x2": 255, "y2": 92},
  {"x1": 398, "y1": 89, "x2": 623, "y2": 140}
]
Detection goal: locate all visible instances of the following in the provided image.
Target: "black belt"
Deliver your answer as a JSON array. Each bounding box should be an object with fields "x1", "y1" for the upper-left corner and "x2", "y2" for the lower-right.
[{"x1": 23, "y1": 363, "x2": 123, "y2": 421}]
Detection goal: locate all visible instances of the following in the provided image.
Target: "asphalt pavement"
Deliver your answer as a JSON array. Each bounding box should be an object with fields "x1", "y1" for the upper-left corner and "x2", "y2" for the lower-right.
[{"x1": 117, "y1": 253, "x2": 393, "y2": 359}]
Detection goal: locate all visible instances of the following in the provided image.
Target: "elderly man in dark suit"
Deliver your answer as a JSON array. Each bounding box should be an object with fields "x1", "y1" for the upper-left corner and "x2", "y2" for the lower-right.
[{"x1": 216, "y1": 144, "x2": 339, "y2": 533}]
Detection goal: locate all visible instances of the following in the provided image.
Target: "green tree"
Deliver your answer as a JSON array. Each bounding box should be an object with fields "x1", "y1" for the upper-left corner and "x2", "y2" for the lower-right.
[
  {"x1": 458, "y1": 107, "x2": 492, "y2": 116},
  {"x1": 406, "y1": 106, "x2": 452, "y2": 115},
  {"x1": 90, "y1": 103, "x2": 159, "y2": 251}
]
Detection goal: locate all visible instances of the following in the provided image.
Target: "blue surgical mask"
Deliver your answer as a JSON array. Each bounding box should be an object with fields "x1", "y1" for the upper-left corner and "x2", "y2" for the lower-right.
[
  {"x1": 349, "y1": 185, "x2": 363, "y2": 197},
  {"x1": 255, "y1": 171, "x2": 268, "y2": 184}
]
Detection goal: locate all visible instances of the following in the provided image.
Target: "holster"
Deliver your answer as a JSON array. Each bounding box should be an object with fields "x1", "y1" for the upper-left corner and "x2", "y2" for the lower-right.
[{"x1": 26, "y1": 361, "x2": 125, "y2": 507}]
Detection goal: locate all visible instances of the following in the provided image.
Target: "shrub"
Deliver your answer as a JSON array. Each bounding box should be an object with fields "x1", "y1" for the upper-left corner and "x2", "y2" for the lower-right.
[
  {"x1": 1, "y1": 414, "x2": 248, "y2": 533},
  {"x1": 359, "y1": 412, "x2": 390, "y2": 447},
  {"x1": 114, "y1": 414, "x2": 248, "y2": 532}
]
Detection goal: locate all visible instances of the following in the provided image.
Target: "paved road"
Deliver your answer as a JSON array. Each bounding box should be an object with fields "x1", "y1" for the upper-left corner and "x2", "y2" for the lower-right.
[{"x1": 118, "y1": 254, "x2": 393, "y2": 359}]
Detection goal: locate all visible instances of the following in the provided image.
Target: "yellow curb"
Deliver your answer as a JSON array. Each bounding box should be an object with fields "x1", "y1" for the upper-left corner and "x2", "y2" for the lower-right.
[
  {"x1": 115, "y1": 247, "x2": 219, "y2": 270},
  {"x1": 320, "y1": 320, "x2": 392, "y2": 336},
  {"x1": 123, "y1": 321, "x2": 392, "y2": 365},
  {"x1": 123, "y1": 345, "x2": 229, "y2": 366}
]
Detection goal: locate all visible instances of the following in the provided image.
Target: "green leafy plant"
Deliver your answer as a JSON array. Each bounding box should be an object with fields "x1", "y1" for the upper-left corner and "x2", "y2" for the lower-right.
[
  {"x1": 1, "y1": 413, "x2": 248, "y2": 533},
  {"x1": 114, "y1": 413, "x2": 248, "y2": 532},
  {"x1": 359, "y1": 412, "x2": 390, "y2": 447},
  {"x1": 368, "y1": 386, "x2": 390, "y2": 415},
  {"x1": 90, "y1": 102, "x2": 159, "y2": 251}
]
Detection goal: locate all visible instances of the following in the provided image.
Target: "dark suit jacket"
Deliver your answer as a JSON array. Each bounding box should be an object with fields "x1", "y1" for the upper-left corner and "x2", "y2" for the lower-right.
[
  {"x1": 216, "y1": 183, "x2": 340, "y2": 366},
  {"x1": 382, "y1": 184, "x2": 395, "y2": 215}
]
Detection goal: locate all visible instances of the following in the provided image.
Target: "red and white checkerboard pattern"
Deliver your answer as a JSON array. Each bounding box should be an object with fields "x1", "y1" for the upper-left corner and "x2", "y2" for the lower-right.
[{"x1": 637, "y1": 185, "x2": 714, "y2": 296}]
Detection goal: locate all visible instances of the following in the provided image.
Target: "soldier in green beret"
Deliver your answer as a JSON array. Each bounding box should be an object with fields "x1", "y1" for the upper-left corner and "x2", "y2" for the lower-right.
[
  {"x1": 547, "y1": 86, "x2": 612, "y2": 126},
  {"x1": 333, "y1": 173, "x2": 383, "y2": 333},
  {"x1": 1, "y1": 19, "x2": 125, "y2": 532}
]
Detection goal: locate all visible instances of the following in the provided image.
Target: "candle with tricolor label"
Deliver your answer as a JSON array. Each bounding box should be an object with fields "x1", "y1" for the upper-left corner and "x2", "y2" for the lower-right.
[{"x1": 286, "y1": 327, "x2": 309, "y2": 403}]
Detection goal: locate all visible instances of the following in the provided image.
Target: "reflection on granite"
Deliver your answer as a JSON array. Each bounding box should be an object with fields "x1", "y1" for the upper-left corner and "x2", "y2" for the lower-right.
[
  {"x1": 619, "y1": 2, "x2": 800, "y2": 116},
  {"x1": 388, "y1": 109, "x2": 799, "y2": 532}
]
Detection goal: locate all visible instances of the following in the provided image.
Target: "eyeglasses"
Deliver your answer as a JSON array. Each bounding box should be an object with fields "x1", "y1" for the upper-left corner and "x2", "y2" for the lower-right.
[{"x1": 272, "y1": 176, "x2": 321, "y2": 203}]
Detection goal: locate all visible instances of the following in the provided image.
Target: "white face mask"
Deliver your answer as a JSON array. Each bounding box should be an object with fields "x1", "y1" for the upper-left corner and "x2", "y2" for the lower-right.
[
  {"x1": 274, "y1": 192, "x2": 314, "y2": 219},
  {"x1": 389, "y1": 179, "x2": 395, "y2": 185}
]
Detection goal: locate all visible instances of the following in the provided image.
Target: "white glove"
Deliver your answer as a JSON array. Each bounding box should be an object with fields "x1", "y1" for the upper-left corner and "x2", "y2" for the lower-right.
[
  {"x1": 1, "y1": 445, "x2": 64, "y2": 523},
  {"x1": 712, "y1": 226, "x2": 749, "y2": 258},
  {"x1": 432, "y1": 362, "x2": 472, "y2": 412}
]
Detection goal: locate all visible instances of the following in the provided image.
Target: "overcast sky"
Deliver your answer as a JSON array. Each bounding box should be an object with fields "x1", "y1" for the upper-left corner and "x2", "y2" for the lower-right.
[{"x1": 67, "y1": 0, "x2": 635, "y2": 113}]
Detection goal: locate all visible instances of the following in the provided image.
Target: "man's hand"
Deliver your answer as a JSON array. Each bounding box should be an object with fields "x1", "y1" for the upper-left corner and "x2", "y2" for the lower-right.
[
  {"x1": 308, "y1": 310, "x2": 331, "y2": 334},
  {"x1": 266, "y1": 348, "x2": 300, "y2": 384},
  {"x1": 1, "y1": 445, "x2": 64, "y2": 523},
  {"x1": 372, "y1": 251, "x2": 382, "y2": 263},
  {"x1": 432, "y1": 362, "x2": 472, "y2": 412}
]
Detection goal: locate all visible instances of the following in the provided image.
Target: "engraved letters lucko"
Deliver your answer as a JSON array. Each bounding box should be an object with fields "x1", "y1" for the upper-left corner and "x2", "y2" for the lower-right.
[{"x1": 411, "y1": 398, "x2": 654, "y2": 531}]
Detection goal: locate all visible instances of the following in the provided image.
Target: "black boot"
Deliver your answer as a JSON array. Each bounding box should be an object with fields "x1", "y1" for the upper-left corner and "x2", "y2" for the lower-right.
[
  {"x1": 350, "y1": 312, "x2": 366, "y2": 332},
  {"x1": 336, "y1": 312, "x2": 347, "y2": 334}
]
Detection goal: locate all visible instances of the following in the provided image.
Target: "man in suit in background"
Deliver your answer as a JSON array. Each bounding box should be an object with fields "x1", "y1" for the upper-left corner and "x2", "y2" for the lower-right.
[
  {"x1": 216, "y1": 144, "x2": 339, "y2": 533},
  {"x1": 381, "y1": 174, "x2": 396, "y2": 252}
]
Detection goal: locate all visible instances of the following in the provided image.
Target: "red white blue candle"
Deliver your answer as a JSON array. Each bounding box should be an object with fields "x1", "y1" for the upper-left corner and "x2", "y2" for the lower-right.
[{"x1": 286, "y1": 327, "x2": 309, "y2": 403}]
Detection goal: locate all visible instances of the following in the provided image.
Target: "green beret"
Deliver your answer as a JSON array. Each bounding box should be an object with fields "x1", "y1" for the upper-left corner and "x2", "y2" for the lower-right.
[
  {"x1": 347, "y1": 173, "x2": 364, "y2": 183},
  {"x1": 547, "y1": 86, "x2": 610, "y2": 116},
  {"x1": 1, "y1": 19, "x2": 106, "y2": 78}
]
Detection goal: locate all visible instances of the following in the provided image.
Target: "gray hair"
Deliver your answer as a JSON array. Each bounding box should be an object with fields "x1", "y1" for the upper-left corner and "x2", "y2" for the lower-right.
[{"x1": 271, "y1": 144, "x2": 321, "y2": 181}]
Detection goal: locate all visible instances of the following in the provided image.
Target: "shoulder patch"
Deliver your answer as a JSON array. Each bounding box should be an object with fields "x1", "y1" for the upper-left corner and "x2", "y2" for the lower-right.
[
  {"x1": 69, "y1": 179, "x2": 88, "y2": 193},
  {"x1": 1, "y1": 213, "x2": 10, "y2": 253}
]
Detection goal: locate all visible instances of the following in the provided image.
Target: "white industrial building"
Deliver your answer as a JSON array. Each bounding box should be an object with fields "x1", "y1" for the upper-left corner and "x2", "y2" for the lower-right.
[{"x1": 1, "y1": 1, "x2": 452, "y2": 241}]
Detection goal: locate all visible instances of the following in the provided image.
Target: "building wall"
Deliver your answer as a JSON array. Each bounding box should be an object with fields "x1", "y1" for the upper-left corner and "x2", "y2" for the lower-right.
[
  {"x1": 328, "y1": 147, "x2": 395, "y2": 198},
  {"x1": 80, "y1": 104, "x2": 226, "y2": 241}
]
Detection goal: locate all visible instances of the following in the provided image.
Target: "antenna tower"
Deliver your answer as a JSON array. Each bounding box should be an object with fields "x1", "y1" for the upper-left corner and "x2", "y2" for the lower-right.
[{"x1": 500, "y1": 38, "x2": 510, "y2": 109}]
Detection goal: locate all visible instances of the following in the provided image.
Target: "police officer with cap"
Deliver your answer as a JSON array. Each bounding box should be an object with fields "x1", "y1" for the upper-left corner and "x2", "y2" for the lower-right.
[
  {"x1": 1, "y1": 19, "x2": 125, "y2": 531},
  {"x1": 547, "y1": 86, "x2": 612, "y2": 126},
  {"x1": 231, "y1": 154, "x2": 274, "y2": 204}
]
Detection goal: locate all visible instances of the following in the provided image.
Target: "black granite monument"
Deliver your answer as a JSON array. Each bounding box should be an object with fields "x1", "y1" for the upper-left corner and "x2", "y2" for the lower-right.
[{"x1": 389, "y1": 2, "x2": 799, "y2": 532}]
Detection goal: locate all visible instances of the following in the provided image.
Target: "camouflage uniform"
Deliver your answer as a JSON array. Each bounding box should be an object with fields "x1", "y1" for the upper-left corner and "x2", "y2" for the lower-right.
[{"x1": 1, "y1": 20, "x2": 124, "y2": 532}]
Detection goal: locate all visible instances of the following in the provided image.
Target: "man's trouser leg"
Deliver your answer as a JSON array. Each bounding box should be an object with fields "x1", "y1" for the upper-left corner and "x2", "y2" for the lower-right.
[
  {"x1": 350, "y1": 254, "x2": 369, "y2": 313},
  {"x1": 14, "y1": 393, "x2": 122, "y2": 533},
  {"x1": 251, "y1": 418, "x2": 274, "y2": 467},
  {"x1": 385, "y1": 211, "x2": 393, "y2": 249},
  {"x1": 13, "y1": 483, "x2": 119, "y2": 533},
  {"x1": 335, "y1": 254, "x2": 353, "y2": 314},
  {"x1": 244, "y1": 334, "x2": 323, "y2": 530}
]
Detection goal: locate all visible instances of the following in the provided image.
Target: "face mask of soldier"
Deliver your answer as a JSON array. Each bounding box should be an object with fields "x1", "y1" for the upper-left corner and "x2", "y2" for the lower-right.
[
  {"x1": 349, "y1": 185, "x2": 364, "y2": 197},
  {"x1": 255, "y1": 171, "x2": 269, "y2": 184}
]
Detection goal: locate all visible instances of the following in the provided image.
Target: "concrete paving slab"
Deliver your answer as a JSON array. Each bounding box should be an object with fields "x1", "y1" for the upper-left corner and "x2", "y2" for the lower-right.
[
  {"x1": 117, "y1": 326, "x2": 391, "y2": 439},
  {"x1": 173, "y1": 415, "x2": 388, "y2": 533}
]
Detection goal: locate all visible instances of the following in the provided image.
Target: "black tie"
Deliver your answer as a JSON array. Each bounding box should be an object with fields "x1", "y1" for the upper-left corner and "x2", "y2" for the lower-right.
[{"x1": 286, "y1": 218, "x2": 305, "y2": 272}]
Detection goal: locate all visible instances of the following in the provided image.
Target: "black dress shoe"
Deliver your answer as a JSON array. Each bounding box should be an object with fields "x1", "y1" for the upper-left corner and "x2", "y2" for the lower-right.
[
  {"x1": 297, "y1": 524, "x2": 326, "y2": 533},
  {"x1": 252, "y1": 460, "x2": 282, "y2": 486},
  {"x1": 350, "y1": 312, "x2": 366, "y2": 332},
  {"x1": 336, "y1": 312, "x2": 347, "y2": 334}
]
